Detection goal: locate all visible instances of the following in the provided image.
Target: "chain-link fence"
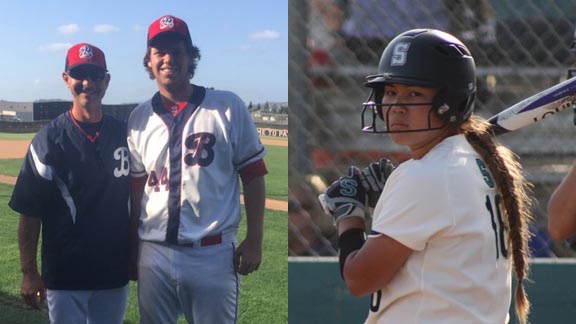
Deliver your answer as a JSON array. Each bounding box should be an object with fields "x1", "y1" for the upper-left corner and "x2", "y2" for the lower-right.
[{"x1": 289, "y1": 0, "x2": 576, "y2": 257}]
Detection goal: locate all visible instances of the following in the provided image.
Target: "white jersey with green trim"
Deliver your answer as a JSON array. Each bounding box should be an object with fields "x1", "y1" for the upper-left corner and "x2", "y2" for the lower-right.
[{"x1": 366, "y1": 134, "x2": 511, "y2": 324}]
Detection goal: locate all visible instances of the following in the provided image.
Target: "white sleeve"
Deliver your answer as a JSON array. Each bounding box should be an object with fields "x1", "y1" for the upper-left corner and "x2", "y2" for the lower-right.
[
  {"x1": 127, "y1": 106, "x2": 147, "y2": 178},
  {"x1": 229, "y1": 93, "x2": 266, "y2": 170},
  {"x1": 370, "y1": 162, "x2": 455, "y2": 251}
]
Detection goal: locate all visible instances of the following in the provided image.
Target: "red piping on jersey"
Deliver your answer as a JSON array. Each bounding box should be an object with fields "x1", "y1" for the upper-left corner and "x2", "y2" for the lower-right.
[
  {"x1": 68, "y1": 110, "x2": 101, "y2": 143},
  {"x1": 161, "y1": 97, "x2": 188, "y2": 116}
]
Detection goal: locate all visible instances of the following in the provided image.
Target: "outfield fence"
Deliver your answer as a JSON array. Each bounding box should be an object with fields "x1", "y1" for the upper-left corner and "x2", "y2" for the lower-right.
[
  {"x1": 289, "y1": 0, "x2": 576, "y2": 257},
  {"x1": 0, "y1": 121, "x2": 45, "y2": 133}
]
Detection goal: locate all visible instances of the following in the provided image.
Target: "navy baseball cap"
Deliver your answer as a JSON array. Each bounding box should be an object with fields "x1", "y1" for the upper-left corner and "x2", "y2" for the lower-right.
[
  {"x1": 147, "y1": 15, "x2": 193, "y2": 48},
  {"x1": 65, "y1": 43, "x2": 107, "y2": 72}
]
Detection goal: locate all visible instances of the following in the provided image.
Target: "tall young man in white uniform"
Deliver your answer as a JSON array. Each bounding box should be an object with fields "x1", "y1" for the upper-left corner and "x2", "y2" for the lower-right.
[{"x1": 127, "y1": 15, "x2": 267, "y2": 324}]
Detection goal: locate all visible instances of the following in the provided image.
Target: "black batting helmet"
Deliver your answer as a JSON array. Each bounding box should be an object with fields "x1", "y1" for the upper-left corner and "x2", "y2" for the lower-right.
[{"x1": 361, "y1": 29, "x2": 476, "y2": 133}]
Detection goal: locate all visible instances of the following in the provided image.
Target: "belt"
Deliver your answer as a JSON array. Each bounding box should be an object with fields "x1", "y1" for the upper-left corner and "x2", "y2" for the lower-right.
[{"x1": 179, "y1": 233, "x2": 223, "y2": 248}]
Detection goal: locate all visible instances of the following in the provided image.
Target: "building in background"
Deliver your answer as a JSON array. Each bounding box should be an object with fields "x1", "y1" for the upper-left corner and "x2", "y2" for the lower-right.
[{"x1": 0, "y1": 101, "x2": 34, "y2": 121}]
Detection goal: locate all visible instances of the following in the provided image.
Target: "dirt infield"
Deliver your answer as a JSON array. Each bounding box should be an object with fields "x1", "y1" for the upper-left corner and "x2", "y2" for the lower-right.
[
  {"x1": 0, "y1": 139, "x2": 30, "y2": 159},
  {"x1": 261, "y1": 138, "x2": 288, "y2": 147},
  {"x1": 0, "y1": 138, "x2": 288, "y2": 212},
  {"x1": 0, "y1": 174, "x2": 15, "y2": 185}
]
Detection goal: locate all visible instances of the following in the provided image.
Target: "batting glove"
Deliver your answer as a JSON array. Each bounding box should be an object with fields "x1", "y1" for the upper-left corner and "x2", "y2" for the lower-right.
[
  {"x1": 318, "y1": 166, "x2": 367, "y2": 225},
  {"x1": 359, "y1": 158, "x2": 396, "y2": 208}
]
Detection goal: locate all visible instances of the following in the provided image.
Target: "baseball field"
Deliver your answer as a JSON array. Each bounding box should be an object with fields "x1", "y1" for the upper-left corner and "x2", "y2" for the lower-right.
[{"x1": 0, "y1": 133, "x2": 288, "y2": 324}]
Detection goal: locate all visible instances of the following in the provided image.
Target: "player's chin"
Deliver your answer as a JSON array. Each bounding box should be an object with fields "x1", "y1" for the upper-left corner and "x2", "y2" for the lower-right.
[
  {"x1": 81, "y1": 92, "x2": 103, "y2": 101},
  {"x1": 161, "y1": 77, "x2": 178, "y2": 85},
  {"x1": 389, "y1": 131, "x2": 417, "y2": 145},
  {"x1": 162, "y1": 77, "x2": 188, "y2": 89}
]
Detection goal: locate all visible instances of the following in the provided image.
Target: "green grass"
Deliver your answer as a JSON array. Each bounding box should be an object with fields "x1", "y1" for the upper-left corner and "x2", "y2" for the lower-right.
[
  {"x1": 263, "y1": 145, "x2": 288, "y2": 201},
  {"x1": 0, "y1": 133, "x2": 35, "y2": 140},
  {"x1": 0, "y1": 183, "x2": 49, "y2": 324},
  {"x1": 261, "y1": 135, "x2": 287, "y2": 141},
  {"x1": 237, "y1": 210, "x2": 288, "y2": 324},
  {"x1": 0, "y1": 159, "x2": 23, "y2": 177},
  {"x1": 0, "y1": 183, "x2": 287, "y2": 324}
]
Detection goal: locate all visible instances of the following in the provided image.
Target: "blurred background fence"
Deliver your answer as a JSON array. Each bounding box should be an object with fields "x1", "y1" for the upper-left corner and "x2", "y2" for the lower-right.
[{"x1": 289, "y1": 0, "x2": 576, "y2": 258}]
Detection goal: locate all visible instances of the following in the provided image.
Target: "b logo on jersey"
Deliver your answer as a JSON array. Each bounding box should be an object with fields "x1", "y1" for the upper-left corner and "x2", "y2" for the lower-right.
[
  {"x1": 113, "y1": 147, "x2": 130, "y2": 177},
  {"x1": 184, "y1": 133, "x2": 216, "y2": 167},
  {"x1": 159, "y1": 16, "x2": 175, "y2": 30}
]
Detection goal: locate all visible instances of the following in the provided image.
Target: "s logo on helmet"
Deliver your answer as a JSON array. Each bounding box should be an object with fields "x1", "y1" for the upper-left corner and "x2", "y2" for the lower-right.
[{"x1": 391, "y1": 42, "x2": 410, "y2": 66}]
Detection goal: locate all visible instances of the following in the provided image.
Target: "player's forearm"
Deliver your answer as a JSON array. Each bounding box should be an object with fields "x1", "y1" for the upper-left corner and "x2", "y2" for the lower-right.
[
  {"x1": 129, "y1": 187, "x2": 144, "y2": 241},
  {"x1": 337, "y1": 218, "x2": 366, "y2": 235},
  {"x1": 18, "y1": 215, "x2": 41, "y2": 274},
  {"x1": 129, "y1": 176, "x2": 147, "y2": 236},
  {"x1": 243, "y1": 176, "x2": 265, "y2": 242},
  {"x1": 548, "y1": 163, "x2": 576, "y2": 240},
  {"x1": 344, "y1": 238, "x2": 411, "y2": 296}
]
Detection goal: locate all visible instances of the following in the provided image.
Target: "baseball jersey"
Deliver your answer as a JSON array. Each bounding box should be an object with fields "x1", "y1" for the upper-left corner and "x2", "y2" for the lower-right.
[
  {"x1": 366, "y1": 134, "x2": 511, "y2": 324},
  {"x1": 9, "y1": 112, "x2": 131, "y2": 290},
  {"x1": 127, "y1": 85, "x2": 266, "y2": 244}
]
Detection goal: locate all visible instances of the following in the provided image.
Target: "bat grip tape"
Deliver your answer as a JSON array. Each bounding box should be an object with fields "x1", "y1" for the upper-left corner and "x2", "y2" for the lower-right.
[{"x1": 338, "y1": 228, "x2": 366, "y2": 278}]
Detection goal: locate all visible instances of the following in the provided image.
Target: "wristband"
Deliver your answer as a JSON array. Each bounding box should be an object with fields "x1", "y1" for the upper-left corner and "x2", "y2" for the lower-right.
[{"x1": 338, "y1": 228, "x2": 366, "y2": 278}]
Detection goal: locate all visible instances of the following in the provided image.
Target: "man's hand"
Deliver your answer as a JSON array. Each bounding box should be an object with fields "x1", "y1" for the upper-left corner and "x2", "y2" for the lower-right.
[
  {"x1": 21, "y1": 271, "x2": 46, "y2": 309},
  {"x1": 234, "y1": 236, "x2": 262, "y2": 275},
  {"x1": 318, "y1": 166, "x2": 367, "y2": 224},
  {"x1": 359, "y1": 158, "x2": 396, "y2": 208}
]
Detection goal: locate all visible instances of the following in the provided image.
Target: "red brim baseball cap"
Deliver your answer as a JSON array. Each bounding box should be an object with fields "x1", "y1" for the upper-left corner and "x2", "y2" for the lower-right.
[
  {"x1": 147, "y1": 15, "x2": 193, "y2": 47},
  {"x1": 65, "y1": 43, "x2": 107, "y2": 72}
]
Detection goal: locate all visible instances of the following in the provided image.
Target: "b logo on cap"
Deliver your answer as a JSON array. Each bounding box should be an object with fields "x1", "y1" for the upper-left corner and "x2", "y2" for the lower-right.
[
  {"x1": 79, "y1": 45, "x2": 94, "y2": 60},
  {"x1": 159, "y1": 16, "x2": 174, "y2": 30}
]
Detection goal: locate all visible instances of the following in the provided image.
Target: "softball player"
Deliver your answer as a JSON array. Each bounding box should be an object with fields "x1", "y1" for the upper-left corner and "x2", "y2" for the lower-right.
[
  {"x1": 9, "y1": 43, "x2": 130, "y2": 324},
  {"x1": 320, "y1": 29, "x2": 533, "y2": 323},
  {"x1": 127, "y1": 15, "x2": 267, "y2": 324}
]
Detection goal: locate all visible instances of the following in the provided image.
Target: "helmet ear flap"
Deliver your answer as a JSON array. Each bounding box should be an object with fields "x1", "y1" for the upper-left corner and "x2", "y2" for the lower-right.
[
  {"x1": 433, "y1": 90, "x2": 457, "y2": 124},
  {"x1": 433, "y1": 89, "x2": 476, "y2": 125}
]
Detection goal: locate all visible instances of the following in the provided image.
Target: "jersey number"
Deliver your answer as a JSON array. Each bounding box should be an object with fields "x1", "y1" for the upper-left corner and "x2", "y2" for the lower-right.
[
  {"x1": 485, "y1": 194, "x2": 508, "y2": 259},
  {"x1": 148, "y1": 167, "x2": 168, "y2": 192},
  {"x1": 370, "y1": 290, "x2": 382, "y2": 313}
]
